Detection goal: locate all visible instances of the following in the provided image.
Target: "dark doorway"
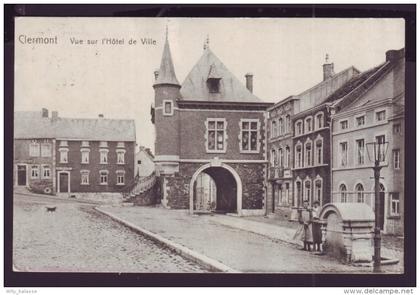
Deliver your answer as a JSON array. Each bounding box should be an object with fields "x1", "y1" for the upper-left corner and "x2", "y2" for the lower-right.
[
  {"x1": 193, "y1": 167, "x2": 237, "y2": 214},
  {"x1": 17, "y1": 165, "x2": 26, "y2": 186},
  {"x1": 59, "y1": 173, "x2": 69, "y2": 193}
]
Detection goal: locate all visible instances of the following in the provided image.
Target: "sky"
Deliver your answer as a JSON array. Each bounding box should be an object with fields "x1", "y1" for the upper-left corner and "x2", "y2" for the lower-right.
[{"x1": 14, "y1": 18, "x2": 405, "y2": 152}]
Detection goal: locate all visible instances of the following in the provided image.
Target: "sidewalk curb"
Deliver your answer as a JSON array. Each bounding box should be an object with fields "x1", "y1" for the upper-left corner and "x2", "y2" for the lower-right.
[{"x1": 95, "y1": 207, "x2": 240, "y2": 273}]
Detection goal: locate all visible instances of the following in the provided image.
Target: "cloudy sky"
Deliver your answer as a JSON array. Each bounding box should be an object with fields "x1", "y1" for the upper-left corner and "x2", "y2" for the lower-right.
[{"x1": 15, "y1": 17, "x2": 404, "y2": 152}]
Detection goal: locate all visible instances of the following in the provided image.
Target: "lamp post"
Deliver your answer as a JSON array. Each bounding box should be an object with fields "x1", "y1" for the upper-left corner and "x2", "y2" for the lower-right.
[{"x1": 366, "y1": 140, "x2": 389, "y2": 273}]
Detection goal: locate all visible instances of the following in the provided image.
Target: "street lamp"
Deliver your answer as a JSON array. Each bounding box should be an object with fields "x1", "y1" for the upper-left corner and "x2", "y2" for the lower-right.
[{"x1": 366, "y1": 140, "x2": 389, "y2": 273}]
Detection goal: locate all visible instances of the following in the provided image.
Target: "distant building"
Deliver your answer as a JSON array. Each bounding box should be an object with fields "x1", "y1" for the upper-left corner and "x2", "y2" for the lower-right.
[
  {"x1": 151, "y1": 33, "x2": 272, "y2": 215},
  {"x1": 136, "y1": 146, "x2": 155, "y2": 177},
  {"x1": 330, "y1": 48, "x2": 405, "y2": 235},
  {"x1": 14, "y1": 109, "x2": 136, "y2": 196}
]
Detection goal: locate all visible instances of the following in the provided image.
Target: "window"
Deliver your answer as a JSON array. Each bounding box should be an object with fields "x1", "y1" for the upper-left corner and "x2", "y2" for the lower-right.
[
  {"x1": 376, "y1": 110, "x2": 386, "y2": 122},
  {"x1": 100, "y1": 171, "x2": 108, "y2": 185},
  {"x1": 340, "y1": 120, "x2": 349, "y2": 130},
  {"x1": 356, "y1": 139, "x2": 365, "y2": 165},
  {"x1": 340, "y1": 184, "x2": 347, "y2": 202},
  {"x1": 279, "y1": 118, "x2": 284, "y2": 136},
  {"x1": 295, "y1": 143, "x2": 302, "y2": 168},
  {"x1": 295, "y1": 120, "x2": 303, "y2": 136},
  {"x1": 207, "y1": 78, "x2": 220, "y2": 93},
  {"x1": 304, "y1": 180, "x2": 311, "y2": 203},
  {"x1": 81, "y1": 150, "x2": 90, "y2": 164},
  {"x1": 285, "y1": 146, "x2": 290, "y2": 168},
  {"x1": 271, "y1": 149, "x2": 277, "y2": 167},
  {"x1": 339, "y1": 142, "x2": 348, "y2": 167},
  {"x1": 41, "y1": 143, "x2": 52, "y2": 157},
  {"x1": 315, "y1": 139, "x2": 323, "y2": 165},
  {"x1": 241, "y1": 120, "x2": 259, "y2": 152},
  {"x1": 81, "y1": 171, "x2": 89, "y2": 185},
  {"x1": 393, "y1": 149, "x2": 400, "y2": 169},
  {"x1": 59, "y1": 149, "x2": 68, "y2": 163},
  {"x1": 285, "y1": 115, "x2": 291, "y2": 133},
  {"x1": 116, "y1": 171, "x2": 125, "y2": 185},
  {"x1": 31, "y1": 165, "x2": 39, "y2": 179},
  {"x1": 315, "y1": 112, "x2": 324, "y2": 130},
  {"x1": 390, "y1": 193, "x2": 400, "y2": 216},
  {"x1": 278, "y1": 148, "x2": 283, "y2": 168},
  {"x1": 163, "y1": 100, "x2": 173, "y2": 116},
  {"x1": 356, "y1": 183, "x2": 364, "y2": 203},
  {"x1": 100, "y1": 150, "x2": 108, "y2": 164},
  {"x1": 375, "y1": 135, "x2": 386, "y2": 162},
  {"x1": 117, "y1": 151, "x2": 125, "y2": 164},
  {"x1": 314, "y1": 179, "x2": 322, "y2": 204},
  {"x1": 393, "y1": 123, "x2": 401, "y2": 134},
  {"x1": 305, "y1": 141, "x2": 312, "y2": 167},
  {"x1": 280, "y1": 183, "x2": 290, "y2": 205},
  {"x1": 41, "y1": 165, "x2": 51, "y2": 179},
  {"x1": 271, "y1": 120, "x2": 277, "y2": 138},
  {"x1": 29, "y1": 142, "x2": 40, "y2": 157},
  {"x1": 355, "y1": 115, "x2": 365, "y2": 127},
  {"x1": 206, "y1": 119, "x2": 226, "y2": 152},
  {"x1": 305, "y1": 117, "x2": 312, "y2": 133}
]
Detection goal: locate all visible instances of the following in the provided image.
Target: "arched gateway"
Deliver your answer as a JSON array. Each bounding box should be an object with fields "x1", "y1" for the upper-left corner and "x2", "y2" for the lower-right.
[{"x1": 189, "y1": 163, "x2": 243, "y2": 215}]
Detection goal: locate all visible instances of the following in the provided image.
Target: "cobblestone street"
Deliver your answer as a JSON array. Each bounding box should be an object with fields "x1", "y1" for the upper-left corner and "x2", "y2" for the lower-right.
[{"x1": 13, "y1": 193, "x2": 210, "y2": 272}]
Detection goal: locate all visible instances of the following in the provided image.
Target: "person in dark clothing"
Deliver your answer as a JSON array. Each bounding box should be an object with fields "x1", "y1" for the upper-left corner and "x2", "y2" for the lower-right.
[{"x1": 311, "y1": 200, "x2": 323, "y2": 252}]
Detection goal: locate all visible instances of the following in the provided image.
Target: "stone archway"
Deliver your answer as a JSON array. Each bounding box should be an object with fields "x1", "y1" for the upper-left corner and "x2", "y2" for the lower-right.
[{"x1": 189, "y1": 163, "x2": 243, "y2": 215}]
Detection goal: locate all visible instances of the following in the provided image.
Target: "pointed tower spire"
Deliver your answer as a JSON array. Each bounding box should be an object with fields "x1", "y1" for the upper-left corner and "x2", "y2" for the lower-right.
[{"x1": 154, "y1": 27, "x2": 180, "y2": 87}]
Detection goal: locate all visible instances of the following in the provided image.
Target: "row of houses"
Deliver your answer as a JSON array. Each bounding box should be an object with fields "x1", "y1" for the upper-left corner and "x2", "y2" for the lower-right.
[
  {"x1": 151, "y1": 32, "x2": 404, "y2": 235},
  {"x1": 13, "y1": 111, "x2": 141, "y2": 198}
]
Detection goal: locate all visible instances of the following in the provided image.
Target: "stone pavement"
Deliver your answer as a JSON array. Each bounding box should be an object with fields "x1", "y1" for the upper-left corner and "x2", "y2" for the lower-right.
[{"x1": 97, "y1": 206, "x2": 403, "y2": 273}]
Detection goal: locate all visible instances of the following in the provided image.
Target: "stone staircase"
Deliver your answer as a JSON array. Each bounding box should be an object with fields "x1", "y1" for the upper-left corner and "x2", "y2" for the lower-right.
[{"x1": 123, "y1": 172, "x2": 158, "y2": 206}]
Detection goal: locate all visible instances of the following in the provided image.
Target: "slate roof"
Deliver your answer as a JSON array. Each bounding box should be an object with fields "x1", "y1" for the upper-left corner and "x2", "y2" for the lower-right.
[
  {"x1": 325, "y1": 62, "x2": 388, "y2": 106},
  {"x1": 180, "y1": 48, "x2": 262, "y2": 103},
  {"x1": 14, "y1": 111, "x2": 136, "y2": 141},
  {"x1": 154, "y1": 36, "x2": 180, "y2": 86}
]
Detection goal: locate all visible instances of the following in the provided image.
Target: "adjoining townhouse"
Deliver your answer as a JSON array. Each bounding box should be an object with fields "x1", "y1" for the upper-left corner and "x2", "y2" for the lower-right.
[
  {"x1": 14, "y1": 109, "x2": 136, "y2": 197},
  {"x1": 266, "y1": 96, "x2": 298, "y2": 219},
  {"x1": 330, "y1": 48, "x2": 405, "y2": 235},
  {"x1": 269, "y1": 57, "x2": 361, "y2": 219},
  {"x1": 14, "y1": 109, "x2": 56, "y2": 194},
  {"x1": 136, "y1": 146, "x2": 155, "y2": 178},
  {"x1": 151, "y1": 34, "x2": 272, "y2": 215}
]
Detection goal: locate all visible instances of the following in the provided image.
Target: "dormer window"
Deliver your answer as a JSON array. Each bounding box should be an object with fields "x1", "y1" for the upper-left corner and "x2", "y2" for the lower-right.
[{"x1": 207, "y1": 78, "x2": 221, "y2": 93}]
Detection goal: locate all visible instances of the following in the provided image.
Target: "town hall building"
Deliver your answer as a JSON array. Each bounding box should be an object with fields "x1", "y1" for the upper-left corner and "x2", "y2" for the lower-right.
[{"x1": 152, "y1": 34, "x2": 272, "y2": 215}]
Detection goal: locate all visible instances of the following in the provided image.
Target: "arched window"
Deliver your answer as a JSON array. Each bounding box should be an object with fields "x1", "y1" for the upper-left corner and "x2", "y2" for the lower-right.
[
  {"x1": 305, "y1": 140, "x2": 312, "y2": 167},
  {"x1": 285, "y1": 115, "x2": 291, "y2": 133},
  {"x1": 271, "y1": 149, "x2": 276, "y2": 167},
  {"x1": 279, "y1": 117, "x2": 284, "y2": 136},
  {"x1": 305, "y1": 116, "x2": 313, "y2": 133},
  {"x1": 356, "y1": 183, "x2": 364, "y2": 203},
  {"x1": 315, "y1": 138, "x2": 323, "y2": 165},
  {"x1": 295, "y1": 120, "x2": 303, "y2": 136},
  {"x1": 271, "y1": 120, "x2": 277, "y2": 139},
  {"x1": 285, "y1": 146, "x2": 290, "y2": 168},
  {"x1": 340, "y1": 184, "x2": 347, "y2": 203},
  {"x1": 279, "y1": 147, "x2": 284, "y2": 168},
  {"x1": 315, "y1": 112, "x2": 324, "y2": 130},
  {"x1": 314, "y1": 178, "x2": 322, "y2": 204},
  {"x1": 295, "y1": 143, "x2": 302, "y2": 168},
  {"x1": 304, "y1": 179, "x2": 311, "y2": 203}
]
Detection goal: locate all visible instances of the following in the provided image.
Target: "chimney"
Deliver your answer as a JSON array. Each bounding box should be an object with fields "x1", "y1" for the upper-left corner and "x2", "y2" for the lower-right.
[
  {"x1": 51, "y1": 111, "x2": 58, "y2": 121},
  {"x1": 98, "y1": 114, "x2": 104, "y2": 118},
  {"x1": 245, "y1": 73, "x2": 253, "y2": 93},
  {"x1": 154, "y1": 70, "x2": 159, "y2": 81},
  {"x1": 41, "y1": 108, "x2": 48, "y2": 118},
  {"x1": 386, "y1": 48, "x2": 405, "y2": 62},
  {"x1": 323, "y1": 54, "x2": 335, "y2": 81}
]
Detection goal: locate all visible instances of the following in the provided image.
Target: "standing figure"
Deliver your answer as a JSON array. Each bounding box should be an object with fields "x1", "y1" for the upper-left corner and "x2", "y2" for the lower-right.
[
  {"x1": 311, "y1": 200, "x2": 323, "y2": 252},
  {"x1": 293, "y1": 200, "x2": 313, "y2": 251}
]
